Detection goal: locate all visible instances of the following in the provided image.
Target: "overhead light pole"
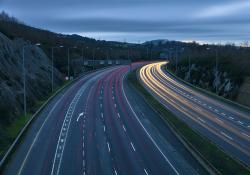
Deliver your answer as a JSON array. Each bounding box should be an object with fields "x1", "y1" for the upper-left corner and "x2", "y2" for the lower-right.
[
  {"x1": 174, "y1": 47, "x2": 185, "y2": 73},
  {"x1": 67, "y1": 46, "x2": 77, "y2": 80},
  {"x1": 206, "y1": 47, "x2": 219, "y2": 94},
  {"x1": 92, "y1": 47, "x2": 99, "y2": 70},
  {"x1": 51, "y1": 45, "x2": 63, "y2": 92},
  {"x1": 22, "y1": 43, "x2": 41, "y2": 117}
]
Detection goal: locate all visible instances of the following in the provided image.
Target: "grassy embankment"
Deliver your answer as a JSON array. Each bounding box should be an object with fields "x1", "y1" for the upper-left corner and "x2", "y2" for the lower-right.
[
  {"x1": 0, "y1": 80, "x2": 70, "y2": 158},
  {"x1": 127, "y1": 69, "x2": 250, "y2": 175}
]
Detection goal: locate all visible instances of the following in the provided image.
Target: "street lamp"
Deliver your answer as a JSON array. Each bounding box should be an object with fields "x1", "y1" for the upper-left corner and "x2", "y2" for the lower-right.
[
  {"x1": 206, "y1": 47, "x2": 219, "y2": 94},
  {"x1": 92, "y1": 47, "x2": 99, "y2": 70},
  {"x1": 67, "y1": 46, "x2": 77, "y2": 80},
  {"x1": 22, "y1": 43, "x2": 41, "y2": 117},
  {"x1": 82, "y1": 46, "x2": 88, "y2": 66},
  {"x1": 51, "y1": 45, "x2": 63, "y2": 92},
  {"x1": 174, "y1": 47, "x2": 185, "y2": 73}
]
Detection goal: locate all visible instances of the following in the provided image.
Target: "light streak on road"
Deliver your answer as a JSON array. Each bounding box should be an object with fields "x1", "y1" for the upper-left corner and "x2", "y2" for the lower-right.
[{"x1": 139, "y1": 62, "x2": 250, "y2": 166}]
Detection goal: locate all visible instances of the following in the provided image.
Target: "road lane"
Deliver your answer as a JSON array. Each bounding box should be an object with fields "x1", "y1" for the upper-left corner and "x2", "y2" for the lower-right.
[
  {"x1": 139, "y1": 61, "x2": 250, "y2": 166},
  {"x1": 4, "y1": 64, "x2": 207, "y2": 175}
]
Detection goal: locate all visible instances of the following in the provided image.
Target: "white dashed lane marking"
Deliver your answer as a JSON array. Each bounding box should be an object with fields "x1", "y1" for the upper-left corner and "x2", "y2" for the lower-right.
[
  {"x1": 107, "y1": 142, "x2": 111, "y2": 152},
  {"x1": 130, "y1": 142, "x2": 136, "y2": 151},
  {"x1": 221, "y1": 131, "x2": 233, "y2": 140},
  {"x1": 122, "y1": 125, "x2": 126, "y2": 132}
]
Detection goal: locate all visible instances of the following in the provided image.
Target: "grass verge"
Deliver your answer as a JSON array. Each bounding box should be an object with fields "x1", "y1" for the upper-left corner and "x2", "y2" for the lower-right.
[
  {"x1": 127, "y1": 69, "x2": 250, "y2": 175},
  {"x1": 0, "y1": 80, "x2": 70, "y2": 160}
]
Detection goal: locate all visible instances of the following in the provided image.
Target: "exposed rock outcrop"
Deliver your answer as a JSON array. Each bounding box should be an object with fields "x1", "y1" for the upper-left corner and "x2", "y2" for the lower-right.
[
  {"x1": 0, "y1": 32, "x2": 63, "y2": 124},
  {"x1": 236, "y1": 77, "x2": 250, "y2": 107},
  {"x1": 176, "y1": 64, "x2": 238, "y2": 99}
]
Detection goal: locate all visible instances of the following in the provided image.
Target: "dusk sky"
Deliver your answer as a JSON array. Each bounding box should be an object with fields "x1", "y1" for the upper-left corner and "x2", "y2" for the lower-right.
[{"x1": 1, "y1": 0, "x2": 250, "y2": 44}]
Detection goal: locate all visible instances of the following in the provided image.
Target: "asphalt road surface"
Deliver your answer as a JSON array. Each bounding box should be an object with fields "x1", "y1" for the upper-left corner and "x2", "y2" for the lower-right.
[
  {"x1": 3, "y1": 63, "x2": 207, "y2": 175},
  {"x1": 139, "y1": 61, "x2": 250, "y2": 167}
]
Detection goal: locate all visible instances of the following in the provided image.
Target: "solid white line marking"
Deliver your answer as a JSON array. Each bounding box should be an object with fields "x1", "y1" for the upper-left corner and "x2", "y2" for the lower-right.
[
  {"x1": 130, "y1": 142, "x2": 136, "y2": 151},
  {"x1": 77, "y1": 112, "x2": 84, "y2": 122},
  {"x1": 103, "y1": 125, "x2": 106, "y2": 132},
  {"x1": 144, "y1": 169, "x2": 149, "y2": 175},
  {"x1": 107, "y1": 142, "x2": 111, "y2": 152},
  {"x1": 122, "y1": 125, "x2": 126, "y2": 132},
  {"x1": 221, "y1": 131, "x2": 233, "y2": 140},
  {"x1": 122, "y1": 75, "x2": 179, "y2": 175},
  {"x1": 101, "y1": 113, "x2": 104, "y2": 119},
  {"x1": 117, "y1": 113, "x2": 121, "y2": 118}
]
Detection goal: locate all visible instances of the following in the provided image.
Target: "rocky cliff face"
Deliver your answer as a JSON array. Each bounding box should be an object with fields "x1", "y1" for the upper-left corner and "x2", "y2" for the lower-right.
[
  {"x1": 236, "y1": 77, "x2": 250, "y2": 107},
  {"x1": 175, "y1": 64, "x2": 239, "y2": 100},
  {"x1": 0, "y1": 32, "x2": 63, "y2": 124}
]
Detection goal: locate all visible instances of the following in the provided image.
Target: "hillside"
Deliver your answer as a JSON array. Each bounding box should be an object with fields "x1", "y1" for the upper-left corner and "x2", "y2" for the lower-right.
[
  {"x1": 165, "y1": 44, "x2": 250, "y2": 106},
  {"x1": 0, "y1": 32, "x2": 63, "y2": 156},
  {"x1": 0, "y1": 12, "x2": 156, "y2": 76}
]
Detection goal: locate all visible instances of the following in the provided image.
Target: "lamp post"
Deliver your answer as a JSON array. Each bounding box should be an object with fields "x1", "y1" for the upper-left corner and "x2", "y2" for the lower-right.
[
  {"x1": 67, "y1": 46, "x2": 77, "y2": 80},
  {"x1": 174, "y1": 47, "x2": 185, "y2": 73},
  {"x1": 92, "y1": 47, "x2": 99, "y2": 70},
  {"x1": 206, "y1": 47, "x2": 219, "y2": 94},
  {"x1": 22, "y1": 43, "x2": 41, "y2": 117},
  {"x1": 82, "y1": 46, "x2": 88, "y2": 64},
  {"x1": 51, "y1": 45, "x2": 63, "y2": 92}
]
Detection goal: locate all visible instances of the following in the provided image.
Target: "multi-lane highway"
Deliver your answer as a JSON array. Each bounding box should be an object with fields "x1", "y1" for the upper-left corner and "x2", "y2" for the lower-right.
[
  {"x1": 3, "y1": 63, "x2": 207, "y2": 175},
  {"x1": 139, "y1": 61, "x2": 250, "y2": 167}
]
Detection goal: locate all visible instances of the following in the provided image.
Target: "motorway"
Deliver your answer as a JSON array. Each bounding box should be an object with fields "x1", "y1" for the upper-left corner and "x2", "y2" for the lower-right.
[
  {"x1": 139, "y1": 61, "x2": 250, "y2": 167},
  {"x1": 3, "y1": 63, "x2": 207, "y2": 175}
]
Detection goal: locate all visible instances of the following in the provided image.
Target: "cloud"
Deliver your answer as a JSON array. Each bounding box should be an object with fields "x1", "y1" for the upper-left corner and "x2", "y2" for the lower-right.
[
  {"x1": 1, "y1": 0, "x2": 250, "y2": 43},
  {"x1": 195, "y1": 1, "x2": 250, "y2": 18}
]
